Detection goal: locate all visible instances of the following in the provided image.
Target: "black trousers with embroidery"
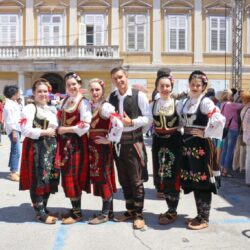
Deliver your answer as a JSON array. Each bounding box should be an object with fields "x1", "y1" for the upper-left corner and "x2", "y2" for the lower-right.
[{"x1": 194, "y1": 190, "x2": 212, "y2": 222}]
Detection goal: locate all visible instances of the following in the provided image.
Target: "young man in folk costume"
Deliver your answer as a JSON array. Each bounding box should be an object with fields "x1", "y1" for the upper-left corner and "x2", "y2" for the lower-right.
[{"x1": 109, "y1": 67, "x2": 152, "y2": 229}]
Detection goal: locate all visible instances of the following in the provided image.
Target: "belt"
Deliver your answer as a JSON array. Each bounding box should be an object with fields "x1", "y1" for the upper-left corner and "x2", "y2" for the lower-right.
[
  {"x1": 89, "y1": 129, "x2": 108, "y2": 140},
  {"x1": 154, "y1": 128, "x2": 177, "y2": 136},
  {"x1": 184, "y1": 127, "x2": 205, "y2": 135},
  {"x1": 119, "y1": 128, "x2": 143, "y2": 144}
]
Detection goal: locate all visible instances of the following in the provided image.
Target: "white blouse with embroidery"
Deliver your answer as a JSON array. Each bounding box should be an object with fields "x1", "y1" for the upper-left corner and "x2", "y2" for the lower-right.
[
  {"x1": 21, "y1": 104, "x2": 58, "y2": 140},
  {"x1": 176, "y1": 95, "x2": 225, "y2": 139}
]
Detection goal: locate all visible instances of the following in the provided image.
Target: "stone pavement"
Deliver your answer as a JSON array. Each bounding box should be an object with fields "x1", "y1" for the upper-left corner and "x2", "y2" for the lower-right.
[{"x1": 0, "y1": 134, "x2": 250, "y2": 250}]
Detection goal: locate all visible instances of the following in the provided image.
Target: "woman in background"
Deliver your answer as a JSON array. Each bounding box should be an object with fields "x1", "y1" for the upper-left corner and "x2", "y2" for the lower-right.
[{"x1": 3, "y1": 85, "x2": 21, "y2": 182}]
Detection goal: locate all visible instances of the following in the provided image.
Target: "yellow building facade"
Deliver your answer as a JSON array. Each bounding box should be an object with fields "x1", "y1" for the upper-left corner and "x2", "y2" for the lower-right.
[{"x1": 1, "y1": 0, "x2": 250, "y2": 98}]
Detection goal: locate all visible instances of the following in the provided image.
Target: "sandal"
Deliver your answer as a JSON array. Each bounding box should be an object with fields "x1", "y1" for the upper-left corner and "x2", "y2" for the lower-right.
[
  {"x1": 88, "y1": 214, "x2": 109, "y2": 225},
  {"x1": 113, "y1": 211, "x2": 134, "y2": 222},
  {"x1": 187, "y1": 217, "x2": 208, "y2": 230},
  {"x1": 159, "y1": 211, "x2": 177, "y2": 225},
  {"x1": 61, "y1": 210, "x2": 82, "y2": 225},
  {"x1": 37, "y1": 214, "x2": 57, "y2": 224}
]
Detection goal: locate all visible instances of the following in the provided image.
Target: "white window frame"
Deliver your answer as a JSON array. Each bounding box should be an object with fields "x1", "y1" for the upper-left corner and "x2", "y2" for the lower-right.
[
  {"x1": 172, "y1": 79, "x2": 189, "y2": 94},
  {"x1": 208, "y1": 79, "x2": 229, "y2": 93},
  {"x1": 128, "y1": 79, "x2": 147, "y2": 89},
  {"x1": 38, "y1": 14, "x2": 64, "y2": 46},
  {"x1": 79, "y1": 14, "x2": 106, "y2": 46},
  {"x1": 207, "y1": 15, "x2": 231, "y2": 53},
  {"x1": 248, "y1": 16, "x2": 250, "y2": 54},
  {"x1": 124, "y1": 13, "x2": 148, "y2": 52},
  {"x1": 0, "y1": 14, "x2": 20, "y2": 46},
  {"x1": 166, "y1": 14, "x2": 188, "y2": 52}
]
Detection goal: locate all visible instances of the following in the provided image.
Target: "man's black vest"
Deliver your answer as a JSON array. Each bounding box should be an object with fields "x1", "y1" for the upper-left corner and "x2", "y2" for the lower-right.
[{"x1": 109, "y1": 89, "x2": 142, "y2": 119}]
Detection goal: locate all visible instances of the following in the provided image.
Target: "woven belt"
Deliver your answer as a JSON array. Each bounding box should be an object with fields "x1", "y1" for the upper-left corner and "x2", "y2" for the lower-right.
[
  {"x1": 119, "y1": 128, "x2": 143, "y2": 144},
  {"x1": 184, "y1": 127, "x2": 205, "y2": 135}
]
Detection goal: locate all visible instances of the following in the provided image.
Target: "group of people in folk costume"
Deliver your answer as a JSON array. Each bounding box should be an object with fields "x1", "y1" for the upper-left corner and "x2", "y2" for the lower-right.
[{"x1": 16, "y1": 67, "x2": 225, "y2": 230}]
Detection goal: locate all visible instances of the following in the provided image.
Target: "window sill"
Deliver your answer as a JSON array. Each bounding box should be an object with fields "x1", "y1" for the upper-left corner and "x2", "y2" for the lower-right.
[
  {"x1": 121, "y1": 51, "x2": 152, "y2": 55},
  {"x1": 162, "y1": 52, "x2": 193, "y2": 56},
  {"x1": 203, "y1": 52, "x2": 232, "y2": 57}
]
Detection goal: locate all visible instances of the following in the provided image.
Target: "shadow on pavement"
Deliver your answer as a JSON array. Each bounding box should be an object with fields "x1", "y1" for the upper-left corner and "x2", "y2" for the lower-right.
[{"x1": 0, "y1": 171, "x2": 10, "y2": 180}]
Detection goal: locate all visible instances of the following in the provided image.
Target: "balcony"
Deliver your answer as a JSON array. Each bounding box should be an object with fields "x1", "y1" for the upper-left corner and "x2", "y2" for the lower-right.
[{"x1": 0, "y1": 45, "x2": 119, "y2": 59}]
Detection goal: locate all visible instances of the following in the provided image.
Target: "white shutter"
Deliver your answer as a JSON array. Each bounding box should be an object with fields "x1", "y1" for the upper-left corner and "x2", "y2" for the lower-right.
[
  {"x1": 0, "y1": 14, "x2": 19, "y2": 46},
  {"x1": 127, "y1": 15, "x2": 135, "y2": 50},
  {"x1": 136, "y1": 15, "x2": 145, "y2": 51},
  {"x1": 169, "y1": 16, "x2": 177, "y2": 50},
  {"x1": 178, "y1": 16, "x2": 186, "y2": 50},
  {"x1": 210, "y1": 16, "x2": 228, "y2": 52},
  {"x1": 210, "y1": 17, "x2": 218, "y2": 51},
  {"x1": 53, "y1": 26, "x2": 60, "y2": 45},
  {"x1": 79, "y1": 23, "x2": 86, "y2": 45},
  {"x1": 95, "y1": 15, "x2": 104, "y2": 46}
]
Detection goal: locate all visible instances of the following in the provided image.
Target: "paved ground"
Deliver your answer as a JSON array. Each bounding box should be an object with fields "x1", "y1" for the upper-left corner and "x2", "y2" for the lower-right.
[{"x1": 0, "y1": 134, "x2": 250, "y2": 250}]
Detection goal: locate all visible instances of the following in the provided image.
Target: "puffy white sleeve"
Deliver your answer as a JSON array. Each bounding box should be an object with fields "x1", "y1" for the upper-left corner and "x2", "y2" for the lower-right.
[
  {"x1": 101, "y1": 102, "x2": 123, "y2": 143},
  {"x1": 73, "y1": 99, "x2": 92, "y2": 137},
  {"x1": 100, "y1": 102, "x2": 115, "y2": 118},
  {"x1": 20, "y1": 104, "x2": 41, "y2": 139},
  {"x1": 204, "y1": 104, "x2": 226, "y2": 140},
  {"x1": 107, "y1": 114, "x2": 123, "y2": 143}
]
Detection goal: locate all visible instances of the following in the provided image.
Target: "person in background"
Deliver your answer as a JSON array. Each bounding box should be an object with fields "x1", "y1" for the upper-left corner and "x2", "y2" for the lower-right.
[
  {"x1": 0, "y1": 99, "x2": 3, "y2": 146},
  {"x1": 240, "y1": 91, "x2": 250, "y2": 186},
  {"x1": 177, "y1": 71, "x2": 224, "y2": 230},
  {"x1": 55, "y1": 72, "x2": 92, "y2": 224},
  {"x1": 109, "y1": 67, "x2": 152, "y2": 230},
  {"x1": 220, "y1": 89, "x2": 243, "y2": 177},
  {"x1": 3, "y1": 85, "x2": 21, "y2": 182},
  {"x1": 17, "y1": 97, "x2": 23, "y2": 111},
  {"x1": 19, "y1": 78, "x2": 59, "y2": 224},
  {"x1": 88, "y1": 78, "x2": 123, "y2": 224}
]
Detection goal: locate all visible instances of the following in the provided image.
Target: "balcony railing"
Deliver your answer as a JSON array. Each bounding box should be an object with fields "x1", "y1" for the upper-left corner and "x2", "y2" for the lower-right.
[{"x1": 0, "y1": 45, "x2": 119, "y2": 59}]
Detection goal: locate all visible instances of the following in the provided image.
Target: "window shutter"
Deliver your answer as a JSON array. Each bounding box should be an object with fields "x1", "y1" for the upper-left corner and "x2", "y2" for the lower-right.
[
  {"x1": 42, "y1": 25, "x2": 50, "y2": 45},
  {"x1": 95, "y1": 15, "x2": 104, "y2": 46},
  {"x1": 169, "y1": 16, "x2": 177, "y2": 50},
  {"x1": 178, "y1": 16, "x2": 186, "y2": 50},
  {"x1": 136, "y1": 15, "x2": 145, "y2": 51},
  {"x1": 79, "y1": 23, "x2": 86, "y2": 45},
  {"x1": 0, "y1": 14, "x2": 19, "y2": 46},
  {"x1": 127, "y1": 15, "x2": 136, "y2": 50},
  {"x1": 210, "y1": 16, "x2": 228, "y2": 52}
]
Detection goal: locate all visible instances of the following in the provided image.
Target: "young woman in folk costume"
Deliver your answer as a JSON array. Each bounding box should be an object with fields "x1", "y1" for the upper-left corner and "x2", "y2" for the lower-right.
[
  {"x1": 55, "y1": 72, "x2": 92, "y2": 224},
  {"x1": 177, "y1": 71, "x2": 225, "y2": 230},
  {"x1": 151, "y1": 74, "x2": 182, "y2": 225},
  {"x1": 20, "y1": 78, "x2": 59, "y2": 224},
  {"x1": 87, "y1": 78, "x2": 123, "y2": 224}
]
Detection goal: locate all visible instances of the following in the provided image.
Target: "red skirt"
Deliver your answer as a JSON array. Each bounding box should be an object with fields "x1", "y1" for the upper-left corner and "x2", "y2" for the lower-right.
[
  {"x1": 19, "y1": 137, "x2": 59, "y2": 196},
  {"x1": 89, "y1": 141, "x2": 116, "y2": 199},
  {"x1": 55, "y1": 133, "x2": 90, "y2": 198}
]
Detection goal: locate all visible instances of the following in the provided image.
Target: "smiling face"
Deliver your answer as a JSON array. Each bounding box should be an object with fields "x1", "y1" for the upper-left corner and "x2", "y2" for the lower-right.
[
  {"x1": 157, "y1": 77, "x2": 172, "y2": 99},
  {"x1": 33, "y1": 83, "x2": 49, "y2": 105},
  {"x1": 111, "y1": 70, "x2": 128, "y2": 96},
  {"x1": 89, "y1": 81, "x2": 104, "y2": 103},
  {"x1": 189, "y1": 78, "x2": 205, "y2": 98},
  {"x1": 65, "y1": 77, "x2": 81, "y2": 97}
]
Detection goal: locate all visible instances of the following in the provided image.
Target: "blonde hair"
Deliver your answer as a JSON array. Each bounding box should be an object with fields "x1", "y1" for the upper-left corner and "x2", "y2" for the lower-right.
[
  {"x1": 88, "y1": 78, "x2": 105, "y2": 90},
  {"x1": 241, "y1": 90, "x2": 250, "y2": 104},
  {"x1": 220, "y1": 89, "x2": 232, "y2": 102}
]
